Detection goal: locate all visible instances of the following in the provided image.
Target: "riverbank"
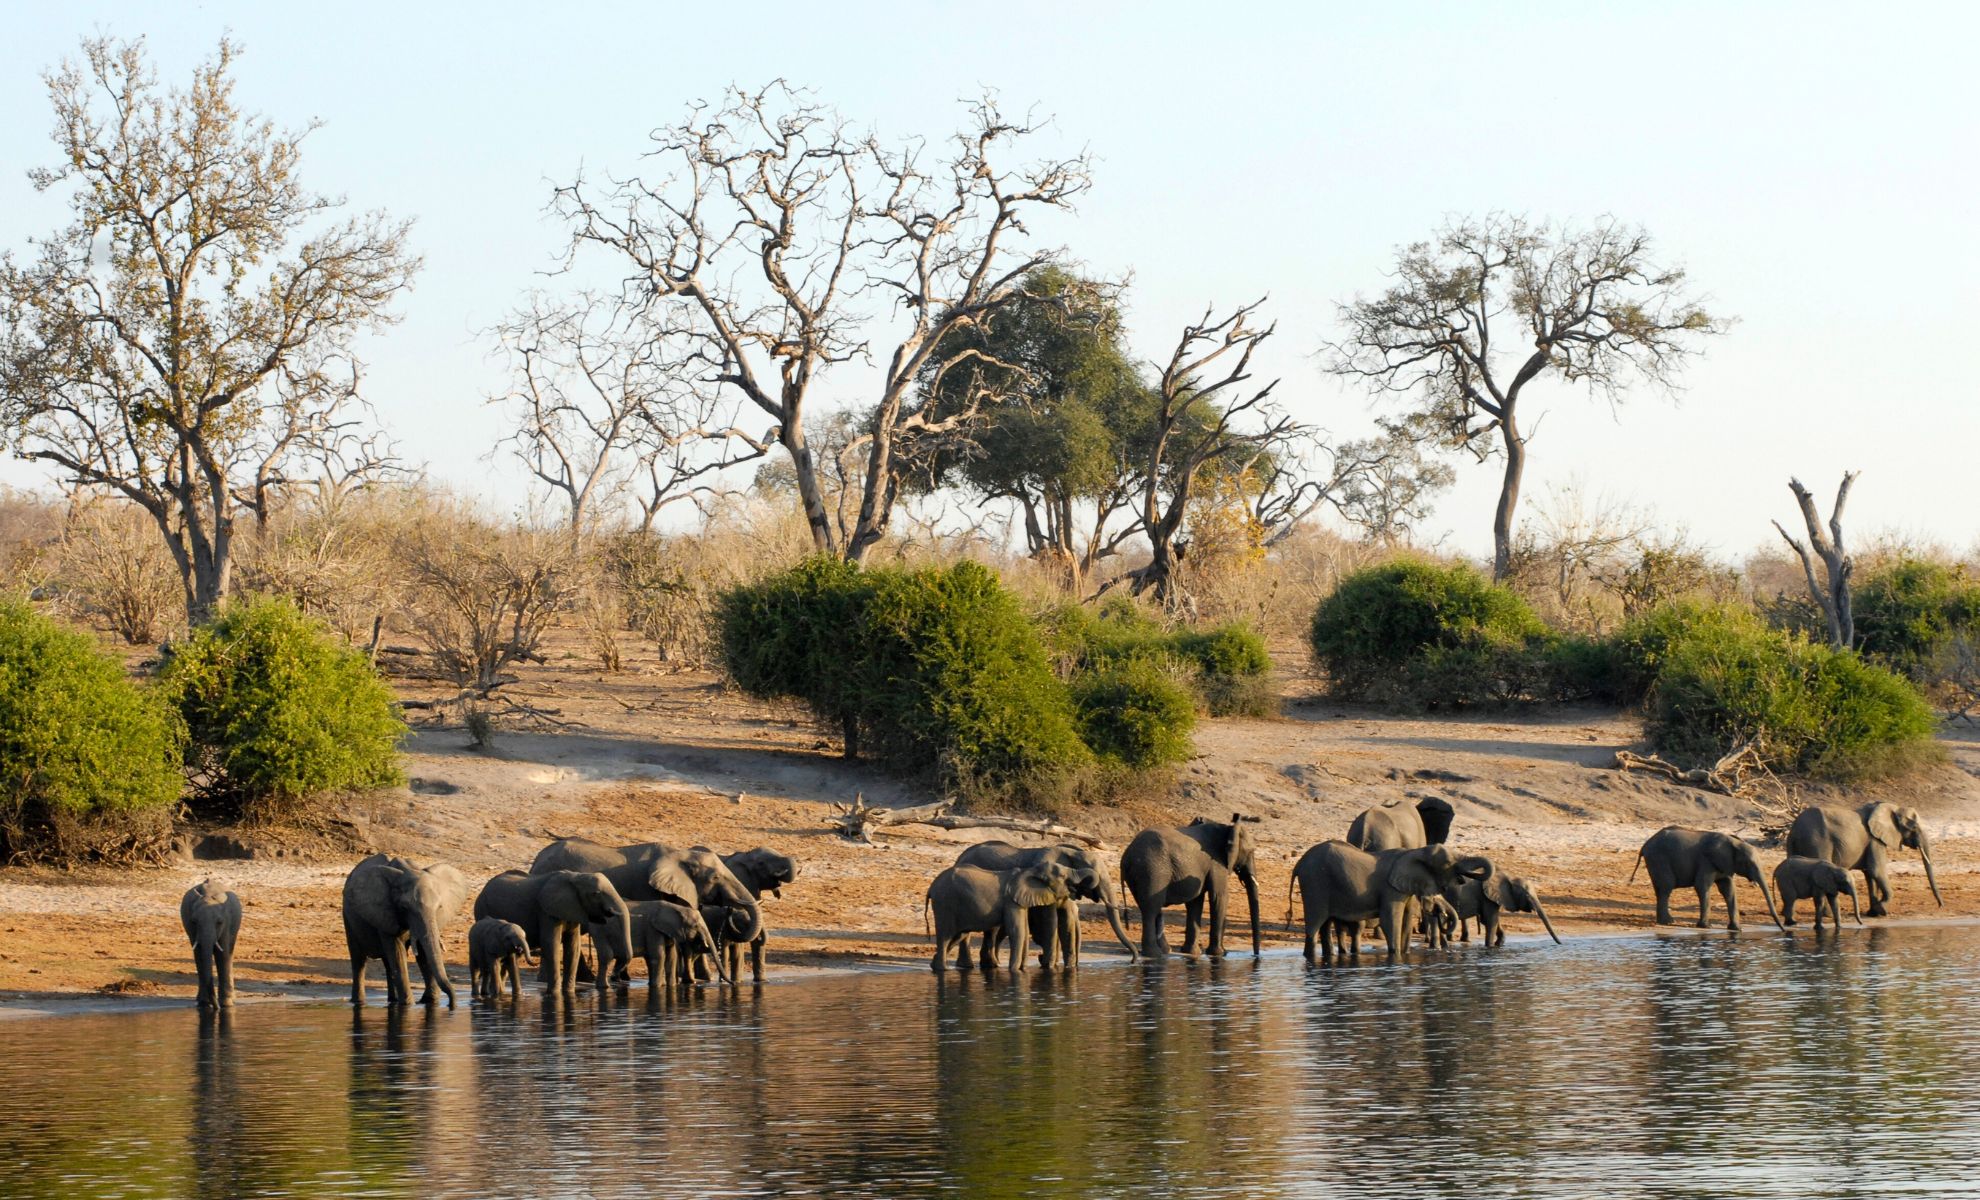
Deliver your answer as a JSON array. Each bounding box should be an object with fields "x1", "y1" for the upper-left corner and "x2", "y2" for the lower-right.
[{"x1": 4, "y1": 636, "x2": 1976, "y2": 1011}]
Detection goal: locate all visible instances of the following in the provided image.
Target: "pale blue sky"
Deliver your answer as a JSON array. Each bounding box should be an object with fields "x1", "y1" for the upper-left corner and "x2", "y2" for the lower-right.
[{"x1": 3, "y1": 1, "x2": 1976, "y2": 560}]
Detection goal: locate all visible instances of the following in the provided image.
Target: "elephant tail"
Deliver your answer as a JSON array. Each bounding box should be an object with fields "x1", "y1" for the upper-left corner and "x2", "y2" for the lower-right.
[
  {"x1": 922, "y1": 892, "x2": 931, "y2": 939},
  {"x1": 1628, "y1": 851, "x2": 1644, "y2": 885},
  {"x1": 1284, "y1": 871, "x2": 1299, "y2": 927}
]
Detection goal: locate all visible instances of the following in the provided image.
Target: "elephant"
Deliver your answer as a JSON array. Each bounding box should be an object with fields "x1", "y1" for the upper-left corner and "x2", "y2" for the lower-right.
[
  {"x1": 1442, "y1": 871, "x2": 1563, "y2": 946},
  {"x1": 1786, "y1": 802, "x2": 1941, "y2": 917},
  {"x1": 467, "y1": 917, "x2": 532, "y2": 1001},
  {"x1": 953, "y1": 841, "x2": 1138, "y2": 968},
  {"x1": 529, "y1": 838, "x2": 764, "y2": 972},
  {"x1": 1630, "y1": 827, "x2": 1784, "y2": 931},
  {"x1": 342, "y1": 854, "x2": 469, "y2": 1008},
  {"x1": 179, "y1": 879, "x2": 241, "y2": 1010},
  {"x1": 717, "y1": 846, "x2": 799, "y2": 983},
  {"x1": 1774, "y1": 855, "x2": 1864, "y2": 929},
  {"x1": 924, "y1": 862, "x2": 1095, "y2": 972},
  {"x1": 1288, "y1": 840, "x2": 1490, "y2": 961},
  {"x1": 473, "y1": 869, "x2": 634, "y2": 994},
  {"x1": 1347, "y1": 796, "x2": 1456, "y2": 852},
  {"x1": 606, "y1": 899, "x2": 728, "y2": 988},
  {"x1": 1120, "y1": 813, "x2": 1262, "y2": 960},
  {"x1": 1417, "y1": 894, "x2": 1460, "y2": 948}
]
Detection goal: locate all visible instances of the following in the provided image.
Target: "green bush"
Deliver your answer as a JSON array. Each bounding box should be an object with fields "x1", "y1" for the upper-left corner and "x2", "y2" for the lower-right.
[
  {"x1": 159, "y1": 596, "x2": 405, "y2": 816},
  {"x1": 1072, "y1": 659, "x2": 1197, "y2": 768},
  {"x1": 1606, "y1": 602, "x2": 1768, "y2": 704},
  {"x1": 720, "y1": 559, "x2": 1091, "y2": 787},
  {"x1": 1646, "y1": 618, "x2": 1938, "y2": 778},
  {"x1": 1854, "y1": 559, "x2": 1980, "y2": 680},
  {"x1": 1309, "y1": 560, "x2": 1548, "y2": 707},
  {"x1": 1041, "y1": 599, "x2": 1274, "y2": 716},
  {"x1": 0, "y1": 599, "x2": 182, "y2": 860}
]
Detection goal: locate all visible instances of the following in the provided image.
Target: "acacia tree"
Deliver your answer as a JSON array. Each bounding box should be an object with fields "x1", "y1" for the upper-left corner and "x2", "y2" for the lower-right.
[
  {"x1": 491, "y1": 291, "x2": 771, "y2": 532},
  {"x1": 1326, "y1": 215, "x2": 1724, "y2": 580},
  {"x1": 552, "y1": 83, "x2": 1088, "y2": 562},
  {"x1": 0, "y1": 37, "x2": 418, "y2": 622},
  {"x1": 1774, "y1": 472, "x2": 1858, "y2": 648}
]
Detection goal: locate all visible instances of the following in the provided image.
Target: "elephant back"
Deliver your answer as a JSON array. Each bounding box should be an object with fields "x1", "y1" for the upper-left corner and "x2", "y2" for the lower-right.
[
  {"x1": 954, "y1": 840, "x2": 1026, "y2": 873},
  {"x1": 1348, "y1": 804, "x2": 1423, "y2": 853},
  {"x1": 344, "y1": 854, "x2": 415, "y2": 936},
  {"x1": 530, "y1": 837, "x2": 630, "y2": 876},
  {"x1": 1785, "y1": 806, "x2": 1855, "y2": 866},
  {"x1": 472, "y1": 869, "x2": 539, "y2": 930}
]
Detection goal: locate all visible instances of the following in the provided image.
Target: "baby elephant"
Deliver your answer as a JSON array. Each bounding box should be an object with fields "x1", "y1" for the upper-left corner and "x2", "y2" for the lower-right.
[
  {"x1": 468, "y1": 917, "x2": 533, "y2": 1001},
  {"x1": 180, "y1": 879, "x2": 242, "y2": 1009},
  {"x1": 1775, "y1": 856, "x2": 1863, "y2": 929},
  {"x1": 605, "y1": 900, "x2": 727, "y2": 988}
]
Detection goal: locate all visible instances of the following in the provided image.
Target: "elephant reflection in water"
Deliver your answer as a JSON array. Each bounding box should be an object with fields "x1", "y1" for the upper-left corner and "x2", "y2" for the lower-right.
[
  {"x1": 192, "y1": 1010, "x2": 250, "y2": 1198},
  {"x1": 346, "y1": 1007, "x2": 442, "y2": 1180}
]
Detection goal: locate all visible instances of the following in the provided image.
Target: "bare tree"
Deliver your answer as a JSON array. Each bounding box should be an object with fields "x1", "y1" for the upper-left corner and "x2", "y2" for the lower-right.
[
  {"x1": 552, "y1": 83, "x2": 1088, "y2": 561},
  {"x1": 1115, "y1": 300, "x2": 1301, "y2": 604},
  {"x1": 1326, "y1": 214, "x2": 1725, "y2": 580},
  {"x1": 1773, "y1": 472, "x2": 1858, "y2": 648},
  {"x1": 1245, "y1": 428, "x2": 1452, "y2": 548},
  {"x1": 0, "y1": 37, "x2": 418, "y2": 621},
  {"x1": 491, "y1": 292, "x2": 770, "y2": 532}
]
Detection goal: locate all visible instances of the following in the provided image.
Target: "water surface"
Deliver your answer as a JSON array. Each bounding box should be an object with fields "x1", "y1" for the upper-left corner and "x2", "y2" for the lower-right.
[{"x1": 5, "y1": 925, "x2": 1979, "y2": 1199}]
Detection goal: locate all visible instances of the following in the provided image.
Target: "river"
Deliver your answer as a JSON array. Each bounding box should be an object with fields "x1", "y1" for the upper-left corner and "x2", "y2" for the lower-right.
[{"x1": 4, "y1": 925, "x2": 1978, "y2": 1198}]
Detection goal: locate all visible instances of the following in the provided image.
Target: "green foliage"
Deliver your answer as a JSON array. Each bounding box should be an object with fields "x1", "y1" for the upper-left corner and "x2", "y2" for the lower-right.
[
  {"x1": 159, "y1": 596, "x2": 405, "y2": 816},
  {"x1": 1308, "y1": 560, "x2": 1548, "y2": 707},
  {"x1": 720, "y1": 559, "x2": 1091, "y2": 787},
  {"x1": 0, "y1": 598, "x2": 182, "y2": 858},
  {"x1": 1042, "y1": 596, "x2": 1274, "y2": 716},
  {"x1": 1853, "y1": 559, "x2": 1980, "y2": 681},
  {"x1": 1605, "y1": 602, "x2": 1768, "y2": 704},
  {"x1": 1071, "y1": 659, "x2": 1197, "y2": 768},
  {"x1": 1646, "y1": 618, "x2": 1938, "y2": 778}
]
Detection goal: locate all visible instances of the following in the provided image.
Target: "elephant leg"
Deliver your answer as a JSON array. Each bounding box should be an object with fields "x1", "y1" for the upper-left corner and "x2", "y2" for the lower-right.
[
  {"x1": 751, "y1": 935, "x2": 766, "y2": 984},
  {"x1": 977, "y1": 927, "x2": 998, "y2": 970},
  {"x1": 1303, "y1": 909, "x2": 1320, "y2": 962},
  {"x1": 1654, "y1": 885, "x2": 1675, "y2": 926},
  {"x1": 386, "y1": 938, "x2": 412, "y2": 1007},
  {"x1": 1180, "y1": 896, "x2": 1203, "y2": 955},
  {"x1": 1379, "y1": 900, "x2": 1406, "y2": 959},
  {"x1": 1346, "y1": 919, "x2": 1362, "y2": 959},
  {"x1": 1867, "y1": 867, "x2": 1891, "y2": 918},
  {"x1": 218, "y1": 944, "x2": 234, "y2": 1007},
  {"x1": 565, "y1": 928, "x2": 585, "y2": 993},
  {"x1": 539, "y1": 919, "x2": 563, "y2": 991},
  {"x1": 1206, "y1": 884, "x2": 1228, "y2": 958},
  {"x1": 1719, "y1": 877, "x2": 1740, "y2": 931},
  {"x1": 1780, "y1": 885, "x2": 1799, "y2": 926},
  {"x1": 349, "y1": 946, "x2": 368, "y2": 1007},
  {"x1": 1692, "y1": 882, "x2": 1713, "y2": 928},
  {"x1": 193, "y1": 939, "x2": 216, "y2": 1009},
  {"x1": 1141, "y1": 905, "x2": 1167, "y2": 959}
]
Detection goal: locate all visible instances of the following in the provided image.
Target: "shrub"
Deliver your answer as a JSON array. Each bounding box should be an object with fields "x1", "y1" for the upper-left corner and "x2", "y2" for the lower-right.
[
  {"x1": 1072, "y1": 659, "x2": 1197, "y2": 768},
  {"x1": 1645, "y1": 619, "x2": 1938, "y2": 779},
  {"x1": 0, "y1": 598, "x2": 182, "y2": 860},
  {"x1": 1605, "y1": 602, "x2": 1768, "y2": 704},
  {"x1": 1041, "y1": 598, "x2": 1275, "y2": 716},
  {"x1": 159, "y1": 597, "x2": 406, "y2": 817},
  {"x1": 1309, "y1": 560, "x2": 1547, "y2": 707},
  {"x1": 1854, "y1": 559, "x2": 1980, "y2": 681},
  {"x1": 720, "y1": 559, "x2": 1091, "y2": 787}
]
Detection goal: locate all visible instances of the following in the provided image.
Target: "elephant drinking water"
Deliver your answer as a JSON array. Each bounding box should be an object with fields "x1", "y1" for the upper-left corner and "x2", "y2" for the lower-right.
[
  {"x1": 1120, "y1": 814, "x2": 1262, "y2": 959},
  {"x1": 953, "y1": 841, "x2": 1137, "y2": 967},
  {"x1": 341, "y1": 854, "x2": 469, "y2": 1008}
]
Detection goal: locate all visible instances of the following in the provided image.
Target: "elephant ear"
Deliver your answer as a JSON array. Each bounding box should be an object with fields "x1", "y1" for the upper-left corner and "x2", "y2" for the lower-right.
[
  {"x1": 1386, "y1": 852, "x2": 1436, "y2": 898},
  {"x1": 1006, "y1": 866, "x2": 1065, "y2": 909},
  {"x1": 1865, "y1": 805, "x2": 1901, "y2": 849},
  {"x1": 648, "y1": 860, "x2": 699, "y2": 907}
]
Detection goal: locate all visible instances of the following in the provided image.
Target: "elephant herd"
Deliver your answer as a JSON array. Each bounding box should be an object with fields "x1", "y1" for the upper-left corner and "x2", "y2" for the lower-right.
[
  {"x1": 176, "y1": 836, "x2": 799, "y2": 1010},
  {"x1": 172, "y1": 798, "x2": 1945, "y2": 1008}
]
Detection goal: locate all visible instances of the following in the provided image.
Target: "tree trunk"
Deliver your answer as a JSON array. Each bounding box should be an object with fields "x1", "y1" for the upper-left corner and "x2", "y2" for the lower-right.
[
  {"x1": 1491, "y1": 419, "x2": 1527, "y2": 582},
  {"x1": 782, "y1": 423, "x2": 837, "y2": 556}
]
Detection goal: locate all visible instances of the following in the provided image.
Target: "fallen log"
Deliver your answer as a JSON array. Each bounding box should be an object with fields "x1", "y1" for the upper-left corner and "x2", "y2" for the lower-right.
[{"x1": 828, "y1": 794, "x2": 1104, "y2": 848}]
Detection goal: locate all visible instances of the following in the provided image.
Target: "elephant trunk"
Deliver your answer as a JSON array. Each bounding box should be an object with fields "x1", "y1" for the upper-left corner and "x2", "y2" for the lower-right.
[
  {"x1": 1847, "y1": 882, "x2": 1863, "y2": 926},
  {"x1": 1917, "y1": 830, "x2": 1944, "y2": 907},
  {"x1": 1754, "y1": 875, "x2": 1785, "y2": 932},
  {"x1": 1240, "y1": 868, "x2": 1261, "y2": 957},
  {"x1": 1531, "y1": 894, "x2": 1563, "y2": 945},
  {"x1": 415, "y1": 930, "x2": 455, "y2": 1005},
  {"x1": 1099, "y1": 879, "x2": 1137, "y2": 961},
  {"x1": 726, "y1": 895, "x2": 765, "y2": 945}
]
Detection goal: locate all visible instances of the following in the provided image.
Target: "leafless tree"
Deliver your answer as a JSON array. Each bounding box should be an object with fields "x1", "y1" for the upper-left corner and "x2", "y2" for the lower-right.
[
  {"x1": 1112, "y1": 300, "x2": 1301, "y2": 605},
  {"x1": 552, "y1": 82, "x2": 1089, "y2": 561},
  {"x1": 1243, "y1": 428, "x2": 1453, "y2": 548},
  {"x1": 1773, "y1": 472, "x2": 1858, "y2": 648},
  {"x1": 1325, "y1": 214, "x2": 1725, "y2": 580},
  {"x1": 0, "y1": 37, "x2": 418, "y2": 621},
  {"x1": 491, "y1": 292, "x2": 771, "y2": 532}
]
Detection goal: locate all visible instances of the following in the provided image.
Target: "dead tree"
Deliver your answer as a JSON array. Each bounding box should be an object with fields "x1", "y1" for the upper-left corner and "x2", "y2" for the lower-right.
[
  {"x1": 1773, "y1": 472, "x2": 1857, "y2": 648},
  {"x1": 1117, "y1": 300, "x2": 1297, "y2": 605},
  {"x1": 553, "y1": 83, "x2": 1088, "y2": 561}
]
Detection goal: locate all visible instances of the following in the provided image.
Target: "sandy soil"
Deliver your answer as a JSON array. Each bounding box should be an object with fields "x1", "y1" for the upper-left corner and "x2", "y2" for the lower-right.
[{"x1": 4, "y1": 634, "x2": 1977, "y2": 1010}]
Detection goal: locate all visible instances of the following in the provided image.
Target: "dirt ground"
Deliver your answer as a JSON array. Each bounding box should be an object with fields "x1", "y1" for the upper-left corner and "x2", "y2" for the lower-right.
[{"x1": 4, "y1": 632, "x2": 1977, "y2": 1011}]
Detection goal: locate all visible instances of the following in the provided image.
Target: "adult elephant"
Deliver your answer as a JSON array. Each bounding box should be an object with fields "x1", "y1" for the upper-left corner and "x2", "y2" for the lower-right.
[
  {"x1": 1288, "y1": 841, "x2": 1490, "y2": 961},
  {"x1": 1346, "y1": 796, "x2": 1455, "y2": 851},
  {"x1": 954, "y1": 841, "x2": 1137, "y2": 967},
  {"x1": 1631, "y1": 827, "x2": 1784, "y2": 931},
  {"x1": 1120, "y1": 814, "x2": 1262, "y2": 960},
  {"x1": 924, "y1": 862, "x2": 1101, "y2": 972},
  {"x1": 1442, "y1": 870, "x2": 1562, "y2": 946},
  {"x1": 473, "y1": 869, "x2": 634, "y2": 994},
  {"x1": 1785, "y1": 802, "x2": 1941, "y2": 917},
  {"x1": 717, "y1": 846, "x2": 799, "y2": 983},
  {"x1": 342, "y1": 854, "x2": 469, "y2": 1008},
  {"x1": 529, "y1": 838, "x2": 764, "y2": 952}
]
